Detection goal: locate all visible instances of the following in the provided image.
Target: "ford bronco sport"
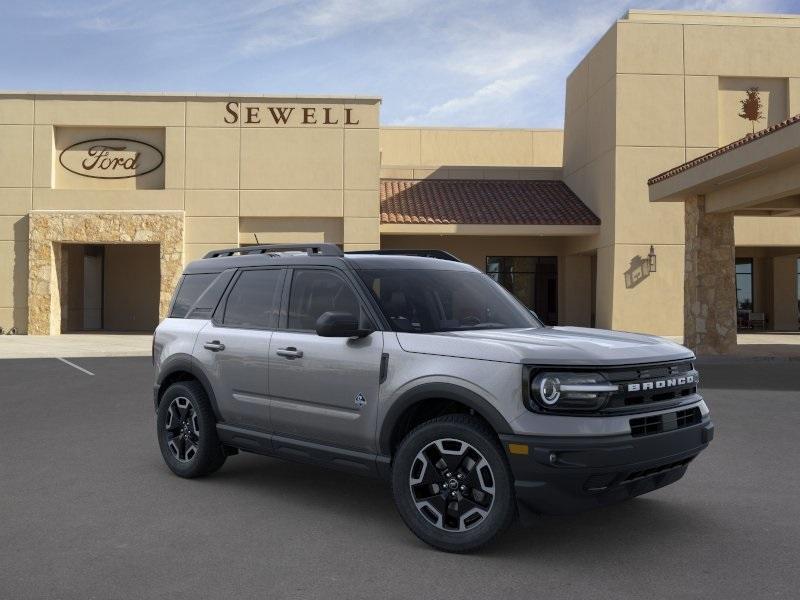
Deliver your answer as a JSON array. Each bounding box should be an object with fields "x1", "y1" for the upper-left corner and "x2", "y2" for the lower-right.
[{"x1": 153, "y1": 243, "x2": 713, "y2": 552}]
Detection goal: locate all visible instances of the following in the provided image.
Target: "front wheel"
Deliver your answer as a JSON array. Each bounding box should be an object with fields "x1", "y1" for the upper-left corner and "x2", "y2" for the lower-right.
[
  {"x1": 156, "y1": 381, "x2": 226, "y2": 478},
  {"x1": 391, "y1": 415, "x2": 516, "y2": 552}
]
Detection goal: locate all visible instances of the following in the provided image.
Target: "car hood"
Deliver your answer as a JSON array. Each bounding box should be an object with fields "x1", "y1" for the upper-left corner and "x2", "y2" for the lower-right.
[{"x1": 395, "y1": 326, "x2": 693, "y2": 366}]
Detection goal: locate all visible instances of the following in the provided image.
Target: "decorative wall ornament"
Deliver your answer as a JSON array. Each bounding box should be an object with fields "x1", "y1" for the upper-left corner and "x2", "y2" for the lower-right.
[
  {"x1": 58, "y1": 138, "x2": 164, "y2": 179},
  {"x1": 738, "y1": 87, "x2": 764, "y2": 134}
]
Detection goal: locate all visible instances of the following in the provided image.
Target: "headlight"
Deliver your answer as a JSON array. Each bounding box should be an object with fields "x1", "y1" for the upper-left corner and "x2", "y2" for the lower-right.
[{"x1": 531, "y1": 372, "x2": 618, "y2": 411}]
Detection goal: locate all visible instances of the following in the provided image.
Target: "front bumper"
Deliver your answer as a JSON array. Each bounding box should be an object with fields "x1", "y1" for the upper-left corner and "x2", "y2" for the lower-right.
[{"x1": 499, "y1": 416, "x2": 713, "y2": 515}]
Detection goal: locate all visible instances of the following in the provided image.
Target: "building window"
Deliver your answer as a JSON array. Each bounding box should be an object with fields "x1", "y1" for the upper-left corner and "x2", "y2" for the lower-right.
[
  {"x1": 486, "y1": 256, "x2": 557, "y2": 325},
  {"x1": 735, "y1": 258, "x2": 754, "y2": 311}
]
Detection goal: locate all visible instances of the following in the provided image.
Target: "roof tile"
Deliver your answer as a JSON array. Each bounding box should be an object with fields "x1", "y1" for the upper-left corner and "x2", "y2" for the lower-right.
[
  {"x1": 380, "y1": 179, "x2": 600, "y2": 226},
  {"x1": 648, "y1": 114, "x2": 800, "y2": 185}
]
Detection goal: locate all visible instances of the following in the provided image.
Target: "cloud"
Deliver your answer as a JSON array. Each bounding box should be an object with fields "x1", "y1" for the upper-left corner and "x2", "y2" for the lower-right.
[
  {"x1": 78, "y1": 16, "x2": 136, "y2": 32},
  {"x1": 238, "y1": 0, "x2": 427, "y2": 55},
  {"x1": 391, "y1": 1, "x2": 632, "y2": 125},
  {"x1": 10, "y1": 0, "x2": 800, "y2": 128},
  {"x1": 399, "y1": 74, "x2": 539, "y2": 125},
  {"x1": 388, "y1": 0, "x2": 795, "y2": 126}
]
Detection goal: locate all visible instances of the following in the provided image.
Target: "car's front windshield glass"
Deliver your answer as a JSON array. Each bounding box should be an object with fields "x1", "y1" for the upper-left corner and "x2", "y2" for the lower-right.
[{"x1": 357, "y1": 269, "x2": 542, "y2": 333}]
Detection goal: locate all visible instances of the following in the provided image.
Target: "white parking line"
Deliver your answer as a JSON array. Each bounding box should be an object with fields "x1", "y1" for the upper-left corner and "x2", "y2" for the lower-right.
[{"x1": 56, "y1": 357, "x2": 95, "y2": 376}]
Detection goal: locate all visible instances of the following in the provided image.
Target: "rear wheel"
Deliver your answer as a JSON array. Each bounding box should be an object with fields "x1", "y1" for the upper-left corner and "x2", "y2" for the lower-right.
[
  {"x1": 156, "y1": 381, "x2": 226, "y2": 478},
  {"x1": 391, "y1": 415, "x2": 516, "y2": 552}
]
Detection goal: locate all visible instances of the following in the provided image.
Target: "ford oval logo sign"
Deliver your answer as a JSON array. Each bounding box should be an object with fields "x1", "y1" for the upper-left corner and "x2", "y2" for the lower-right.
[{"x1": 59, "y1": 138, "x2": 164, "y2": 179}]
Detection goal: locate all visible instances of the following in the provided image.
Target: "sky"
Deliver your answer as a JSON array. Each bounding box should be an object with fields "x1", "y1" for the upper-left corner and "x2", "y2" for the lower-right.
[{"x1": 2, "y1": 0, "x2": 800, "y2": 128}]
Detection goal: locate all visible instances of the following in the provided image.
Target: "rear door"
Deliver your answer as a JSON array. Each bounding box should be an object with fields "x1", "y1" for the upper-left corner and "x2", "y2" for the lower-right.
[
  {"x1": 194, "y1": 267, "x2": 284, "y2": 431},
  {"x1": 268, "y1": 267, "x2": 384, "y2": 453}
]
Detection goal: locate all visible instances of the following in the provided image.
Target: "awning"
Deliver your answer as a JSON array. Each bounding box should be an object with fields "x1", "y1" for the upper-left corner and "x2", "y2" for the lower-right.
[{"x1": 380, "y1": 179, "x2": 600, "y2": 236}]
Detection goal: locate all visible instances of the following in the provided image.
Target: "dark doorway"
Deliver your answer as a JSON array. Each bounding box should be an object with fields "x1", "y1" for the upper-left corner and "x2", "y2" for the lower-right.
[
  {"x1": 64, "y1": 244, "x2": 160, "y2": 332},
  {"x1": 486, "y1": 256, "x2": 558, "y2": 324}
]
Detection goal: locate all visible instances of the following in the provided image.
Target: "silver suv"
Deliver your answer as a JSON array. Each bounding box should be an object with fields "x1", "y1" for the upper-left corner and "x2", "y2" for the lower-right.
[{"x1": 153, "y1": 243, "x2": 713, "y2": 552}]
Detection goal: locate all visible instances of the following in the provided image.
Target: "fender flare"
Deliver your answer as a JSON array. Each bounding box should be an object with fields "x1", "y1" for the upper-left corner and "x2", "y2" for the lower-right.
[
  {"x1": 155, "y1": 354, "x2": 222, "y2": 420},
  {"x1": 378, "y1": 382, "x2": 513, "y2": 456}
]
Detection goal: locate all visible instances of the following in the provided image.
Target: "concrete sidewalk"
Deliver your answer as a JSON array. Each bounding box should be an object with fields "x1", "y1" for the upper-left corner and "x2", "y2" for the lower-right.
[
  {"x1": 664, "y1": 333, "x2": 800, "y2": 361},
  {"x1": 725, "y1": 332, "x2": 800, "y2": 361},
  {"x1": 0, "y1": 333, "x2": 152, "y2": 359}
]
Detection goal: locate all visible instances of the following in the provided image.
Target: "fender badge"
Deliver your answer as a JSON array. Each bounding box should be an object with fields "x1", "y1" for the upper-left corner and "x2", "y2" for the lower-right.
[{"x1": 355, "y1": 393, "x2": 366, "y2": 409}]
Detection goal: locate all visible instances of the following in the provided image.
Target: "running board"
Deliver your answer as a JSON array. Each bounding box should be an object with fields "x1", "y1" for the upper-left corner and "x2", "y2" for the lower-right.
[{"x1": 216, "y1": 423, "x2": 385, "y2": 479}]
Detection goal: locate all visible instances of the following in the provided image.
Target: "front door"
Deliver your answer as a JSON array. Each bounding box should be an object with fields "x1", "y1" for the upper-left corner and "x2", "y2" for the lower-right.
[
  {"x1": 194, "y1": 267, "x2": 284, "y2": 430},
  {"x1": 268, "y1": 267, "x2": 383, "y2": 453}
]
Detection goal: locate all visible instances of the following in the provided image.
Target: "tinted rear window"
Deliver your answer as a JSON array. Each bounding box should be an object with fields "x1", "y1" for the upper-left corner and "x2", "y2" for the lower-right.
[{"x1": 170, "y1": 273, "x2": 218, "y2": 318}]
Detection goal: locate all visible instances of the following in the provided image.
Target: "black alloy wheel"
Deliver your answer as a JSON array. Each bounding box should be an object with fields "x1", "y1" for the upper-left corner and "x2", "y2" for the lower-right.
[
  {"x1": 156, "y1": 381, "x2": 226, "y2": 478},
  {"x1": 409, "y1": 437, "x2": 496, "y2": 532},
  {"x1": 392, "y1": 415, "x2": 516, "y2": 553}
]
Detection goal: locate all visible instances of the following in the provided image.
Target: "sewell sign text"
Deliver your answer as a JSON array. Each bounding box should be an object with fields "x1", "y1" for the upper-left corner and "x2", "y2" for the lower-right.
[
  {"x1": 224, "y1": 102, "x2": 361, "y2": 126},
  {"x1": 59, "y1": 138, "x2": 164, "y2": 179}
]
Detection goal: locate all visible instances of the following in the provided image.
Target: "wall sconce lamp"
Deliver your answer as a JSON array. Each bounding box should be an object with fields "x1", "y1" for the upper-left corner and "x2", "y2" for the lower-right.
[{"x1": 648, "y1": 245, "x2": 657, "y2": 273}]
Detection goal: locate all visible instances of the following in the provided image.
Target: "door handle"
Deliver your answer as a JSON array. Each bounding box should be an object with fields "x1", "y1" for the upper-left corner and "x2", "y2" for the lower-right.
[
  {"x1": 276, "y1": 347, "x2": 303, "y2": 359},
  {"x1": 203, "y1": 340, "x2": 226, "y2": 352}
]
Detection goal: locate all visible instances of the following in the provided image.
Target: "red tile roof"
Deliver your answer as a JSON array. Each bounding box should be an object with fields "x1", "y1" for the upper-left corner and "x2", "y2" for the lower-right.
[
  {"x1": 380, "y1": 179, "x2": 600, "y2": 226},
  {"x1": 648, "y1": 114, "x2": 800, "y2": 185}
]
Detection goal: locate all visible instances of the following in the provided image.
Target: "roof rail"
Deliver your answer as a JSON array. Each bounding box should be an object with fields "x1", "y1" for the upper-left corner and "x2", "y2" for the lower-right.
[
  {"x1": 203, "y1": 243, "x2": 344, "y2": 259},
  {"x1": 344, "y1": 249, "x2": 463, "y2": 262}
]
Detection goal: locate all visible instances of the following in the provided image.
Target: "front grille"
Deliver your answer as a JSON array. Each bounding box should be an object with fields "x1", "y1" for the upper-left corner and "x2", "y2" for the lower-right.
[
  {"x1": 622, "y1": 456, "x2": 695, "y2": 483},
  {"x1": 601, "y1": 361, "x2": 698, "y2": 412},
  {"x1": 525, "y1": 360, "x2": 701, "y2": 416},
  {"x1": 629, "y1": 407, "x2": 702, "y2": 437}
]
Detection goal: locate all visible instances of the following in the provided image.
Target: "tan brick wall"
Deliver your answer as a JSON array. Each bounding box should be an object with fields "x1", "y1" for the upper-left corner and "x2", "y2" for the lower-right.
[
  {"x1": 563, "y1": 12, "x2": 800, "y2": 336},
  {"x1": 0, "y1": 93, "x2": 381, "y2": 333}
]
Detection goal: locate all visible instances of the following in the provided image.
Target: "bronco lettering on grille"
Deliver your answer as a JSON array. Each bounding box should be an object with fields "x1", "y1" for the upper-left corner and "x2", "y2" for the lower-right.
[{"x1": 627, "y1": 374, "x2": 695, "y2": 392}]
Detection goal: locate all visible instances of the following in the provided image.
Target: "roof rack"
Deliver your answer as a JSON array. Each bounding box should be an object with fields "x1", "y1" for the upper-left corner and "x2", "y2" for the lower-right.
[
  {"x1": 203, "y1": 243, "x2": 344, "y2": 259},
  {"x1": 344, "y1": 249, "x2": 463, "y2": 262}
]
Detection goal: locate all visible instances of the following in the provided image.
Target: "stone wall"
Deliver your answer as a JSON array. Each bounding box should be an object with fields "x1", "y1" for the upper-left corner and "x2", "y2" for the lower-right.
[
  {"x1": 27, "y1": 211, "x2": 184, "y2": 335},
  {"x1": 684, "y1": 196, "x2": 737, "y2": 354}
]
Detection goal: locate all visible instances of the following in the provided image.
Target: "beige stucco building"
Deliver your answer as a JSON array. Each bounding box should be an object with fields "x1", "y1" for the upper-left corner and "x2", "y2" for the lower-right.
[{"x1": 1, "y1": 9, "x2": 800, "y2": 350}]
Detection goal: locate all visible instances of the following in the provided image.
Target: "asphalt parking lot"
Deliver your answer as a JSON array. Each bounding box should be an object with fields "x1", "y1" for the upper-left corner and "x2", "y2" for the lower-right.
[{"x1": 0, "y1": 357, "x2": 798, "y2": 599}]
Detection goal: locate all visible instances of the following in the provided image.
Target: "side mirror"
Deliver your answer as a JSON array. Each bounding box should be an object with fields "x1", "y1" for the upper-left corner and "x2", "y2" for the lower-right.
[{"x1": 315, "y1": 311, "x2": 373, "y2": 338}]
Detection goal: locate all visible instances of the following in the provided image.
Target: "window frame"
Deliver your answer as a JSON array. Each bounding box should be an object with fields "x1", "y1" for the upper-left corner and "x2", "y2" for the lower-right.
[
  {"x1": 211, "y1": 266, "x2": 286, "y2": 331},
  {"x1": 485, "y1": 255, "x2": 558, "y2": 324},
  {"x1": 735, "y1": 257, "x2": 754, "y2": 312},
  {"x1": 278, "y1": 265, "x2": 381, "y2": 334}
]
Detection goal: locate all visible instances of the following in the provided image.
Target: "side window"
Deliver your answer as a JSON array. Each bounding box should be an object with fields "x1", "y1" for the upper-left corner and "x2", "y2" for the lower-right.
[
  {"x1": 287, "y1": 269, "x2": 366, "y2": 331},
  {"x1": 222, "y1": 269, "x2": 282, "y2": 329},
  {"x1": 170, "y1": 273, "x2": 218, "y2": 318}
]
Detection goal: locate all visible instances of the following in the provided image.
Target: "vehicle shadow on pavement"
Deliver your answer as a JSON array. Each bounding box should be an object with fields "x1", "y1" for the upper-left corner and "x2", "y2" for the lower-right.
[
  {"x1": 193, "y1": 453, "x2": 400, "y2": 520},
  {"x1": 191, "y1": 452, "x2": 714, "y2": 557},
  {"x1": 488, "y1": 497, "x2": 712, "y2": 557}
]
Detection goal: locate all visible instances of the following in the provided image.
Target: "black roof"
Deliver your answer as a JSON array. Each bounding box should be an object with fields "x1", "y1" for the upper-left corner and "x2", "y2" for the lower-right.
[
  {"x1": 345, "y1": 254, "x2": 476, "y2": 271},
  {"x1": 183, "y1": 244, "x2": 476, "y2": 275}
]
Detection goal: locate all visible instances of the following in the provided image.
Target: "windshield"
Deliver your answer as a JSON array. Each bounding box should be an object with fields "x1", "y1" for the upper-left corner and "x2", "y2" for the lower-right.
[{"x1": 357, "y1": 269, "x2": 542, "y2": 333}]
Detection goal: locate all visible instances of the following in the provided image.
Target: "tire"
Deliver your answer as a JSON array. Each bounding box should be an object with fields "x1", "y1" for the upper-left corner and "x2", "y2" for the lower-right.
[
  {"x1": 156, "y1": 380, "x2": 226, "y2": 478},
  {"x1": 391, "y1": 415, "x2": 516, "y2": 553}
]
